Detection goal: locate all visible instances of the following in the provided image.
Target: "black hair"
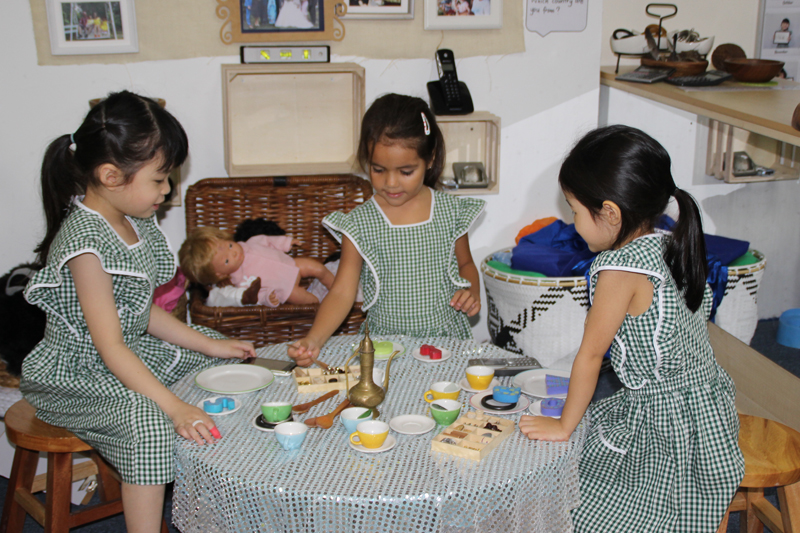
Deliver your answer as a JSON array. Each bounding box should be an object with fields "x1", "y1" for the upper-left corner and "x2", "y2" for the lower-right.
[
  {"x1": 357, "y1": 93, "x2": 445, "y2": 188},
  {"x1": 35, "y1": 91, "x2": 188, "y2": 265},
  {"x1": 558, "y1": 125, "x2": 708, "y2": 312},
  {"x1": 783, "y1": 18, "x2": 791, "y2": 24}
]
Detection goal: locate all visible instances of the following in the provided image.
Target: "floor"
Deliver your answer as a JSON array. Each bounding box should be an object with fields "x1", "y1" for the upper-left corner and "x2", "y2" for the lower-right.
[{"x1": 0, "y1": 319, "x2": 796, "y2": 532}]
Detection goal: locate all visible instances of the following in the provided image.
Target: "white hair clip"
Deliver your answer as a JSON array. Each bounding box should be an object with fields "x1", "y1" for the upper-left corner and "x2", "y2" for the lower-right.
[
  {"x1": 68, "y1": 133, "x2": 77, "y2": 152},
  {"x1": 421, "y1": 112, "x2": 431, "y2": 136}
]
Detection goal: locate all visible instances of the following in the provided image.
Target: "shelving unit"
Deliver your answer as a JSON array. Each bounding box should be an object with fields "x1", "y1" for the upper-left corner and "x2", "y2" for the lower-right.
[{"x1": 436, "y1": 111, "x2": 501, "y2": 195}]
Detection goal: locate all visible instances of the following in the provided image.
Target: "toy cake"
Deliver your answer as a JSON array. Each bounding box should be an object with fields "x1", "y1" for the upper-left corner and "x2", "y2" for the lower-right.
[
  {"x1": 541, "y1": 398, "x2": 565, "y2": 417},
  {"x1": 374, "y1": 341, "x2": 393, "y2": 357},
  {"x1": 545, "y1": 375, "x2": 570, "y2": 395}
]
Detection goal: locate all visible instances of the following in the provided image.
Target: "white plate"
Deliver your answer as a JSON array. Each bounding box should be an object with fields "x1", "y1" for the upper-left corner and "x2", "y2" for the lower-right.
[
  {"x1": 373, "y1": 341, "x2": 405, "y2": 361},
  {"x1": 512, "y1": 369, "x2": 570, "y2": 399},
  {"x1": 469, "y1": 390, "x2": 530, "y2": 415},
  {"x1": 389, "y1": 415, "x2": 436, "y2": 435},
  {"x1": 251, "y1": 414, "x2": 293, "y2": 432},
  {"x1": 528, "y1": 399, "x2": 562, "y2": 419},
  {"x1": 195, "y1": 365, "x2": 274, "y2": 394},
  {"x1": 411, "y1": 346, "x2": 452, "y2": 363},
  {"x1": 348, "y1": 434, "x2": 397, "y2": 453},
  {"x1": 196, "y1": 396, "x2": 242, "y2": 416},
  {"x1": 458, "y1": 377, "x2": 501, "y2": 394}
]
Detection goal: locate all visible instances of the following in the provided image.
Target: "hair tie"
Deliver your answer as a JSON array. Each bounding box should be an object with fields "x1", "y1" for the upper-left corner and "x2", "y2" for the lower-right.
[
  {"x1": 421, "y1": 112, "x2": 431, "y2": 136},
  {"x1": 68, "y1": 133, "x2": 77, "y2": 153}
]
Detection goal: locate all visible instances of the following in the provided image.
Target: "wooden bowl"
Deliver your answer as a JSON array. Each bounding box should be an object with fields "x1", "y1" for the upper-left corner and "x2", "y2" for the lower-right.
[
  {"x1": 641, "y1": 57, "x2": 708, "y2": 78},
  {"x1": 723, "y1": 58, "x2": 784, "y2": 83}
]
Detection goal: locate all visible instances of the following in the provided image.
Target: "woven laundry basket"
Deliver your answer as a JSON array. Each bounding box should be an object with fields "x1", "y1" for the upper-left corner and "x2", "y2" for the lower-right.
[
  {"x1": 714, "y1": 250, "x2": 766, "y2": 344},
  {"x1": 481, "y1": 250, "x2": 589, "y2": 367}
]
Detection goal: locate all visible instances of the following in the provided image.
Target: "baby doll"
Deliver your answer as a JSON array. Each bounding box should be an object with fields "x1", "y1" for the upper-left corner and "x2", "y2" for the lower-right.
[{"x1": 179, "y1": 227, "x2": 334, "y2": 307}]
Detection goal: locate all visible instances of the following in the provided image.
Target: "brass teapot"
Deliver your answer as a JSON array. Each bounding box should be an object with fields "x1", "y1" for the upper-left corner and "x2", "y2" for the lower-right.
[{"x1": 343, "y1": 324, "x2": 399, "y2": 410}]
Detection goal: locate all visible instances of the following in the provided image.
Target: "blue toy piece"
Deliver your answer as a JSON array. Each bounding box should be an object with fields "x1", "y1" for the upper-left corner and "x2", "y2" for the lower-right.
[
  {"x1": 541, "y1": 398, "x2": 565, "y2": 417},
  {"x1": 203, "y1": 397, "x2": 236, "y2": 414},
  {"x1": 492, "y1": 385, "x2": 521, "y2": 404},
  {"x1": 545, "y1": 375, "x2": 570, "y2": 395}
]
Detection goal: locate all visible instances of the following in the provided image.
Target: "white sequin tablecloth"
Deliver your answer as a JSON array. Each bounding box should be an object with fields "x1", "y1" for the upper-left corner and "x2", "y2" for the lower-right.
[{"x1": 170, "y1": 336, "x2": 586, "y2": 533}]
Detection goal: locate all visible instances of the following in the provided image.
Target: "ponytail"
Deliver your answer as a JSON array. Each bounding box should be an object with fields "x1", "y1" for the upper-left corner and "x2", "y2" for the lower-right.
[{"x1": 664, "y1": 188, "x2": 707, "y2": 313}]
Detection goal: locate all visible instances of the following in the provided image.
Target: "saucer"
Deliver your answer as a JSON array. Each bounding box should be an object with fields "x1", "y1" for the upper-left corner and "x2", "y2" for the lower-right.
[
  {"x1": 348, "y1": 434, "x2": 397, "y2": 453},
  {"x1": 470, "y1": 390, "x2": 530, "y2": 414},
  {"x1": 411, "y1": 346, "x2": 452, "y2": 363},
  {"x1": 528, "y1": 399, "x2": 562, "y2": 419},
  {"x1": 196, "y1": 396, "x2": 241, "y2": 416},
  {"x1": 389, "y1": 415, "x2": 436, "y2": 435},
  {"x1": 458, "y1": 377, "x2": 500, "y2": 393},
  {"x1": 251, "y1": 413, "x2": 293, "y2": 432}
]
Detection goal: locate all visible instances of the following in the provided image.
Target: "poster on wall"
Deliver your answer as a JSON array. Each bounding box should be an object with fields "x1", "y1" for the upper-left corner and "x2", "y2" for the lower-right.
[
  {"x1": 526, "y1": 0, "x2": 587, "y2": 36},
  {"x1": 758, "y1": 0, "x2": 799, "y2": 80}
]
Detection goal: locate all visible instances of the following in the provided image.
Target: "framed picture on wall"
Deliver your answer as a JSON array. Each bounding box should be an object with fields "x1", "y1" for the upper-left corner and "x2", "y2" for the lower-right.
[
  {"x1": 217, "y1": 0, "x2": 347, "y2": 42},
  {"x1": 344, "y1": 0, "x2": 414, "y2": 19},
  {"x1": 423, "y1": 0, "x2": 501, "y2": 29},
  {"x1": 45, "y1": 0, "x2": 139, "y2": 55}
]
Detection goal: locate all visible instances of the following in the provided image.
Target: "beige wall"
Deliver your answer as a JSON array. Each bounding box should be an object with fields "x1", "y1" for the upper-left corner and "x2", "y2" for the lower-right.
[{"x1": 601, "y1": 0, "x2": 762, "y2": 68}]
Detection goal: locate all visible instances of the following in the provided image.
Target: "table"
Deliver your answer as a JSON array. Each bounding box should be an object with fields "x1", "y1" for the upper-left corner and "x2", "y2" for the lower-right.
[{"x1": 170, "y1": 336, "x2": 586, "y2": 533}]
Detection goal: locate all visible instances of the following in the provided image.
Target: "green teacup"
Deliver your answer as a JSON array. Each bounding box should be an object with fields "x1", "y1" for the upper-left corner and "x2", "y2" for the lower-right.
[
  {"x1": 261, "y1": 401, "x2": 292, "y2": 423},
  {"x1": 430, "y1": 399, "x2": 461, "y2": 426}
]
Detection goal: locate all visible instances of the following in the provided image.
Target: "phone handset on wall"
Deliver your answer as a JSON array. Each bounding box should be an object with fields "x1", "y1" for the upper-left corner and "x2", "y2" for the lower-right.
[{"x1": 427, "y1": 49, "x2": 474, "y2": 115}]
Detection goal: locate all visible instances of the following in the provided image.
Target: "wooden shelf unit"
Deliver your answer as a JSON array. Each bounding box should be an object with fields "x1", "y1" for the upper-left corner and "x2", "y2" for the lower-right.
[{"x1": 436, "y1": 111, "x2": 501, "y2": 195}]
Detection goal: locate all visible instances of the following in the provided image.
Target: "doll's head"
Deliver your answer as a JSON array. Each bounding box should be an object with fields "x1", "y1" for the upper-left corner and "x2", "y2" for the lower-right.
[{"x1": 179, "y1": 227, "x2": 244, "y2": 285}]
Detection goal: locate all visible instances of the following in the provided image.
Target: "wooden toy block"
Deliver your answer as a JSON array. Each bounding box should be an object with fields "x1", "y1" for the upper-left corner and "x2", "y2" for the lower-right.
[
  {"x1": 431, "y1": 412, "x2": 515, "y2": 461},
  {"x1": 293, "y1": 365, "x2": 363, "y2": 394}
]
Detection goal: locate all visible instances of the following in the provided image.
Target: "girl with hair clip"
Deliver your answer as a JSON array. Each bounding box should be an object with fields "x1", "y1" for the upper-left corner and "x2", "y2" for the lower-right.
[
  {"x1": 519, "y1": 125, "x2": 744, "y2": 532},
  {"x1": 288, "y1": 93, "x2": 485, "y2": 365},
  {"x1": 21, "y1": 91, "x2": 255, "y2": 533}
]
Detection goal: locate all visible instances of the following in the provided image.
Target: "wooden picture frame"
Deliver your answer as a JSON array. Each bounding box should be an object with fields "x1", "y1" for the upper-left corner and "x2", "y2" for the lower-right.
[
  {"x1": 423, "y1": 0, "x2": 502, "y2": 29},
  {"x1": 344, "y1": 0, "x2": 414, "y2": 19},
  {"x1": 217, "y1": 0, "x2": 347, "y2": 43},
  {"x1": 46, "y1": 0, "x2": 139, "y2": 55}
]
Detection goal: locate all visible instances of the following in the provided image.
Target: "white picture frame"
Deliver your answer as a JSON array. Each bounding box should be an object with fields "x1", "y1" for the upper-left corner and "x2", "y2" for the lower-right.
[
  {"x1": 46, "y1": 0, "x2": 139, "y2": 55},
  {"x1": 423, "y1": 0, "x2": 502, "y2": 29},
  {"x1": 344, "y1": 0, "x2": 414, "y2": 19}
]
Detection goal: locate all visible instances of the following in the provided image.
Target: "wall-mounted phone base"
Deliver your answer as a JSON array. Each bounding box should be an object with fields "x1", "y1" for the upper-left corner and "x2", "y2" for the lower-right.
[{"x1": 427, "y1": 81, "x2": 474, "y2": 116}]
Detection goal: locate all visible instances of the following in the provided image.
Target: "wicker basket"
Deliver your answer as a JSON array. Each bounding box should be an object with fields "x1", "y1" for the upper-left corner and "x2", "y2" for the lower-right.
[
  {"x1": 715, "y1": 249, "x2": 766, "y2": 344},
  {"x1": 185, "y1": 175, "x2": 371, "y2": 346}
]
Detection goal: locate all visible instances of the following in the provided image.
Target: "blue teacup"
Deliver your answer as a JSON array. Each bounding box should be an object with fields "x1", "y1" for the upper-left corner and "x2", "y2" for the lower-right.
[
  {"x1": 274, "y1": 422, "x2": 308, "y2": 451},
  {"x1": 340, "y1": 407, "x2": 373, "y2": 433}
]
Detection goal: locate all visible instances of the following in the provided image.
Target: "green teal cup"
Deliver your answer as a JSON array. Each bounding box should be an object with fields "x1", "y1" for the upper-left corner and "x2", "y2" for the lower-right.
[
  {"x1": 261, "y1": 401, "x2": 292, "y2": 423},
  {"x1": 430, "y1": 399, "x2": 461, "y2": 425}
]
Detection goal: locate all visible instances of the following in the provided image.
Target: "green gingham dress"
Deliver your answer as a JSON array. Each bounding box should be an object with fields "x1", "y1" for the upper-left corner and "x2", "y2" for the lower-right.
[
  {"x1": 323, "y1": 189, "x2": 484, "y2": 339},
  {"x1": 572, "y1": 234, "x2": 744, "y2": 532},
  {"x1": 21, "y1": 200, "x2": 222, "y2": 485}
]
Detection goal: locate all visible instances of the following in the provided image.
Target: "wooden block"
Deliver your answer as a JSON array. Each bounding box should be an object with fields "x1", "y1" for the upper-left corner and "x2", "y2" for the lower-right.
[{"x1": 431, "y1": 412, "x2": 515, "y2": 461}]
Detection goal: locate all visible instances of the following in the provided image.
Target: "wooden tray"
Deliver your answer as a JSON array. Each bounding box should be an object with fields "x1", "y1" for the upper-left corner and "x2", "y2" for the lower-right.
[
  {"x1": 293, "y1": 366, "x2": 363, "y2": 394},
  {"x1": 431, "y1": 412, "x2": 515, "y2": 461}
]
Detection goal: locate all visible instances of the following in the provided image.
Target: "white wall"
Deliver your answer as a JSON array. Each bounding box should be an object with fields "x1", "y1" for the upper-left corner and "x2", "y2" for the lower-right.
[{"x1": 0, "y1": 1, "x2": 602, "y2": 342}]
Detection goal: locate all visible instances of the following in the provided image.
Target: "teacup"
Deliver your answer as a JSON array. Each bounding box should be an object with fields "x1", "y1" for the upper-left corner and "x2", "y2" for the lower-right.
[
  {"x1": 274, "y1": 422, "x2": 308, "y2": 451},
  {"x1": 423, "y1": 381, "x2": 460, "y2": 402},
  {"x1": 349, "y1": 420, "x2": 390, "y2": 449},
  {"x1": 465, "y1": 365, "x2": 495, "y2": 390},
  {"x1": 340, "y1": 407, "x2": 373, "y2": 433},
  {"x1": 261, "y1": 401, "x2": 292, "y2": 423},
  {"x1": 430, "y1": 399, "x2": 461, "y2": 426}
]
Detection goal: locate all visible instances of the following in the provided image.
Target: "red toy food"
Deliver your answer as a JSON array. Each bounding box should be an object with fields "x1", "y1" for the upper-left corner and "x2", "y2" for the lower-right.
[
  {"x1": 429, "y1": 348, "x2": 442, "y2": 360},
  {"x1": 420, "y1": 344, "x2": 434, "y2": 356}
]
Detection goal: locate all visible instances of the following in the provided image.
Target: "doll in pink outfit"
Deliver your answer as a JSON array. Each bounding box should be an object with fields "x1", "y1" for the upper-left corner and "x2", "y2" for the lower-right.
[{"x1": 179, "y1": 227, "x2": 334, "y2": 307}]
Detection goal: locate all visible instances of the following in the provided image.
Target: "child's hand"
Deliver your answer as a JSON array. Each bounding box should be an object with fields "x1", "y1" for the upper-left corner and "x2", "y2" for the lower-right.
[
  {"x1": 450, "y1": 289, "x2": 481, "y2": 317},
  {"x1": 291, "y1": 238, "x2": 302, "y2": 248},
  {"x1": 170, "y1": 401, "x2": 220, "y2": 445},
  {"x1": 518, "y1": 414, "x2": 571, "y2": 441},
  {"x1": 287, "y1": 338, "x2": 320, "y2": 367},
  {"x1": 207, "y1": 339, "x2": 256, "y2": 360},
  {"x1": 269, "y1": 290, "x2": 280, "y2": 306}
]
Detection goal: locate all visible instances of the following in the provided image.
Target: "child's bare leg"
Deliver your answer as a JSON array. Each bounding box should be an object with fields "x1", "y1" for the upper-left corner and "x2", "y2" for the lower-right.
[
  {"x1": 285, "y1": 273, "x2": 320, "y2": 305},
  {"x1": 294, "y1": 257, "x2": 334, "y2": 289},
  {"x1": 122, "y1": 482, "x2": 165, "y2": 533}
]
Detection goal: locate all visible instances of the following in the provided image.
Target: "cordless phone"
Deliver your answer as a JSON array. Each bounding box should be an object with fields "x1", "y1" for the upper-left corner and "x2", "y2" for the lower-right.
[
  {"x1": 467, "y1": 357, "x2": 542, "y2": 376},
  {"x1": 427, "y1": 49, "x2": 474, "y2": 116}
]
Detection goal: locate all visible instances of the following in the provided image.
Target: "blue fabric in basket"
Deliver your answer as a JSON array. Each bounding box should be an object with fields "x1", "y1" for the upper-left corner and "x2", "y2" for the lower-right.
[{"x1": 511, "y1": 221, "x2": 597, "y2": 277}]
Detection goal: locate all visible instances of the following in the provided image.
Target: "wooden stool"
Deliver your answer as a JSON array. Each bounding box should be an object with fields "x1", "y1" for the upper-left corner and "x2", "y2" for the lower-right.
[
  {"x1": 0, "y1": 399, "x2": 168, "y2": 533},
  {"x1": 717, "y1": 414, "x2": 800, "y2": 533}
]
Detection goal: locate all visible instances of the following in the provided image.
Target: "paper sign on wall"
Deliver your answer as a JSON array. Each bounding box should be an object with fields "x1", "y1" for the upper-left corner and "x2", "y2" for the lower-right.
[{"x1": 526, "y1": 0, "x2": 588, "y2": 36}]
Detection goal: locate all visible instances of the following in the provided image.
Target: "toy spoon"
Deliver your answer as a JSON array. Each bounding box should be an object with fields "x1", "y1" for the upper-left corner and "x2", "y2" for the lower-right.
[{"x1": 293, "y1": 391, "x2": 337, "y2": 414}]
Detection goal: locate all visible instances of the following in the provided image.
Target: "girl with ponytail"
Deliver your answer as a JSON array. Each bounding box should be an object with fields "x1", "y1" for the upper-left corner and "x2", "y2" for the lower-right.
[{"x1": 519, "y1": 125, "x2": 744, "y2": 532}]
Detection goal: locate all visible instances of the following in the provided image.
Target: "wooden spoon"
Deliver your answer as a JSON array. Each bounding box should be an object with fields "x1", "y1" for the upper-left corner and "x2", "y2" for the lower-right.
[
  {"x1": 293, "y1": 390, "x2": 338, "y2": 414},
  {"x1": 314, "y1": 399, "x2": 351, "y2": 429}
]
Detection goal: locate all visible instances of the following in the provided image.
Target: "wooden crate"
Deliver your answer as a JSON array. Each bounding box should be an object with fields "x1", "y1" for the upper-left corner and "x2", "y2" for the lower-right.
[
  {"x1": 431, "y1": 412, "x2": 515, "y2": 461},
  {"x1": 293, "y1": 365, "x2": 363, "y2": 394},
  {"x1": 437, "y1": 112, "x2": 501, "y2": 195}
]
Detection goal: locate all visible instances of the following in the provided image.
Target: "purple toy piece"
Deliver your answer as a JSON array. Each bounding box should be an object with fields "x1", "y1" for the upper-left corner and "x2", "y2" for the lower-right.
[
  {"x1": 541, "y1": 398, "x2": 565, "y2": 417},
  {"x1": 545, "y1": 375, "x2": 569, "y2": 395}
]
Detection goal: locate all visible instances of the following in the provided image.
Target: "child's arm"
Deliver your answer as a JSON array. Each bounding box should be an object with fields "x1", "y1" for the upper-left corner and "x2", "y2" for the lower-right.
[
  {"x1": 69, "y1": 253, "x2": 226, "y2": 444},
  {"x1": 450, "y1": 234, "x2": 481, "y2": 317},
  {"x1": 519, "y1": 269, "x2": 638, "y2": 441},
  {"x1": 287, "y1": 236, "x2": 362, "y2": 366}
]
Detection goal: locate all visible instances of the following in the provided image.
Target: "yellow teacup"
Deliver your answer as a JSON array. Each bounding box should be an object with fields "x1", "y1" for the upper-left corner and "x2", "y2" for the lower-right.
[
  {"x1": 423, "y1": 381, "x2": 460, "y2": 402},
  {"x1": 465, "y1": 365, "x2": 495, "y2": 390},
  {"x1": 349, "y1": 420, "x2": 390, "y2": 449}
]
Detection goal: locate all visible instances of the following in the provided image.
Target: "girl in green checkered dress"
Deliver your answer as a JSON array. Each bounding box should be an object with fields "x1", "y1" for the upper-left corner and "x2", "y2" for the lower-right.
[
  {"x1": 519, "y1": 126, "x2": 744, "y2": 532},
  {"x1": 21, "y1": 92, "x2": 256, "y2": 533},
  {"x1": 289, "y1": 94, "x2": 485, "y2": 365}
]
